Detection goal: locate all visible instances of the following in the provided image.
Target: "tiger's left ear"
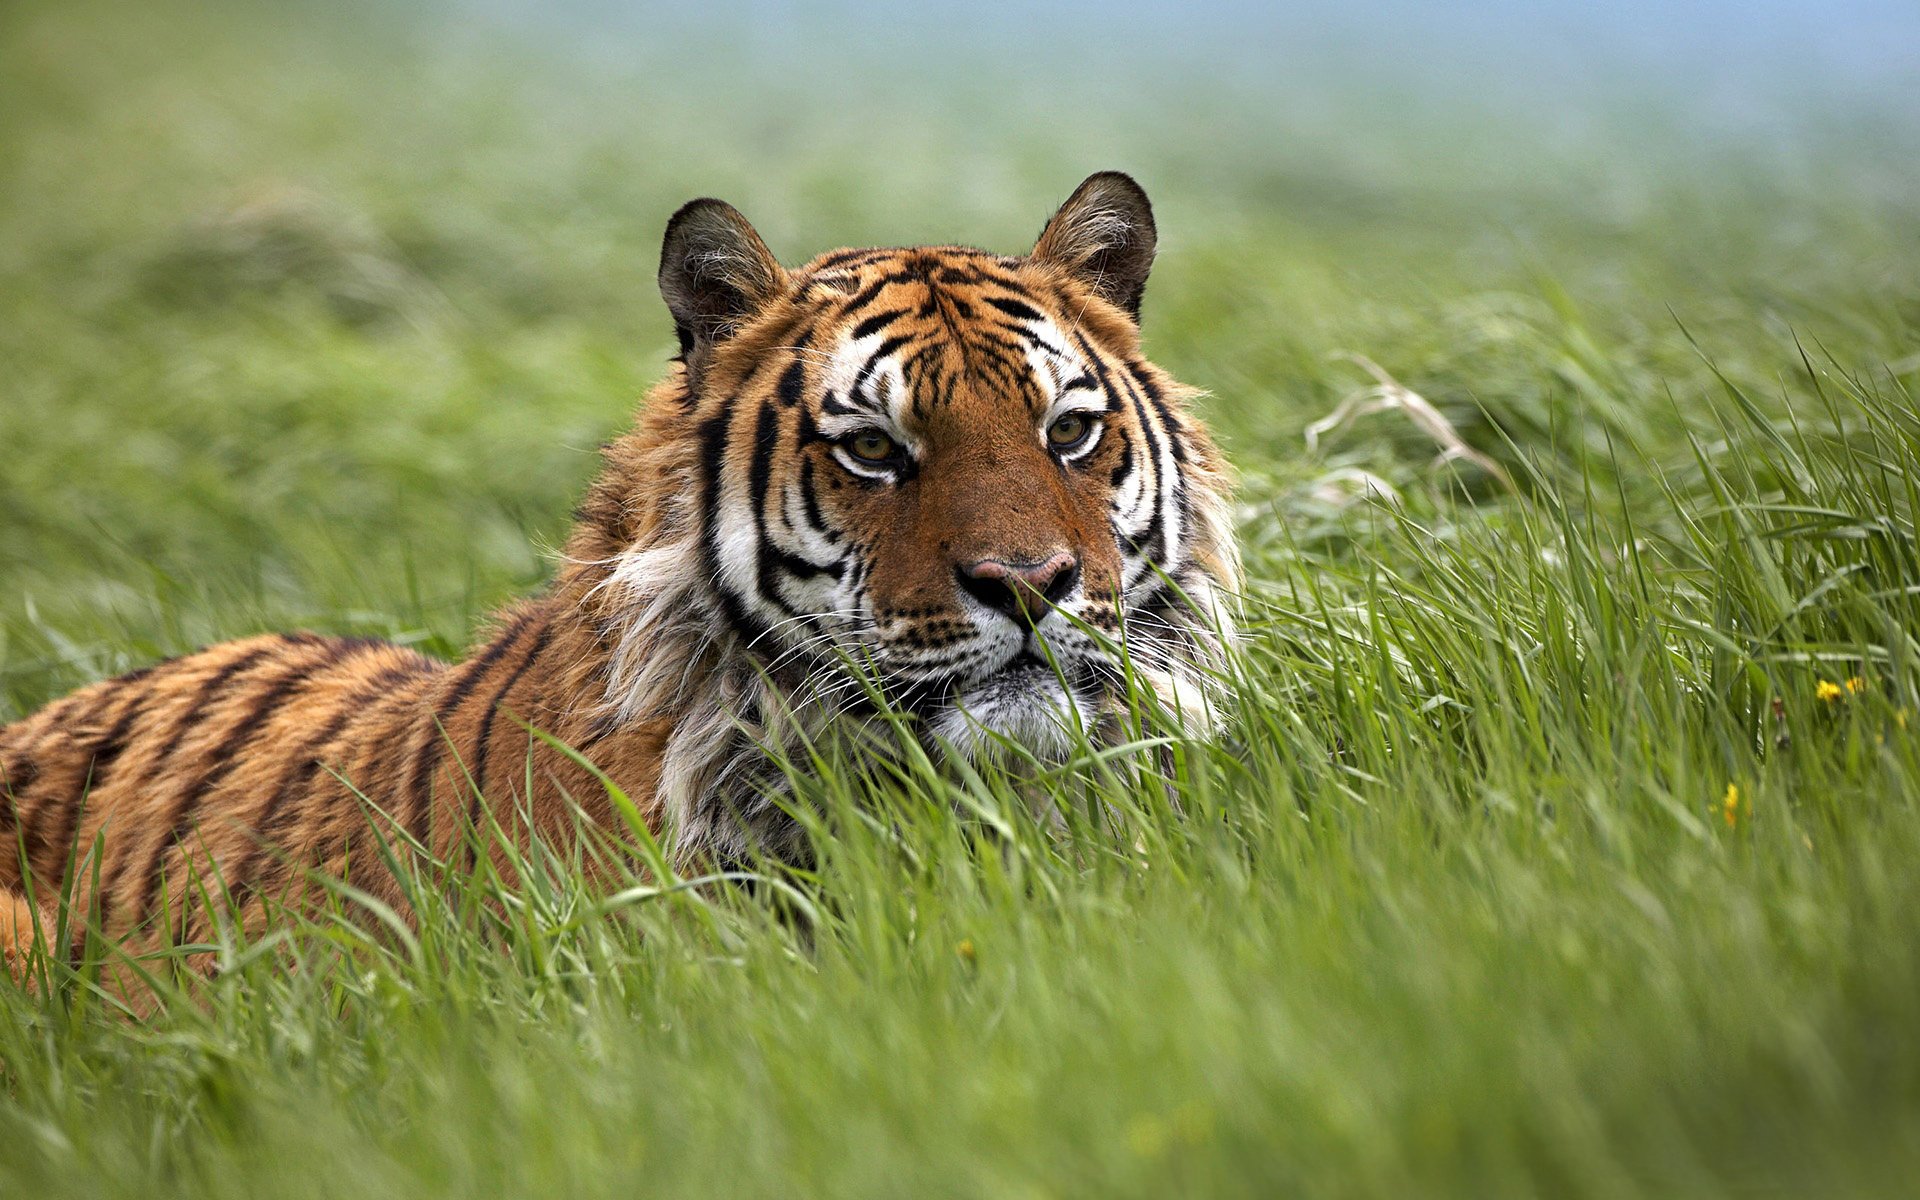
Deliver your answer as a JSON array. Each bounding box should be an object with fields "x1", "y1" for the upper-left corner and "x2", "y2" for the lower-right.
[{"x1": 1030, "y1": 171, "x2": 1158, "y2": 320}]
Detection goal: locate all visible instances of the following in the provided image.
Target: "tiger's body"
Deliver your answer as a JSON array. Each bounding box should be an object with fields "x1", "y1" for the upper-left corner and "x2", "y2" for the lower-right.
[{"x1": 1, "y1": 173, "x2": 1237, "y2": 974}]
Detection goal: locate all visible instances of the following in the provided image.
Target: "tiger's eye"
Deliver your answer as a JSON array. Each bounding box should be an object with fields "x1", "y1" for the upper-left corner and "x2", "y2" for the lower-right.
[
  {"x1": 846, "y1": 429, "x2": 898, "y2": 462},
  {"x1": 1047, "y1": 413, "x2": 1093, "y2": 449}
]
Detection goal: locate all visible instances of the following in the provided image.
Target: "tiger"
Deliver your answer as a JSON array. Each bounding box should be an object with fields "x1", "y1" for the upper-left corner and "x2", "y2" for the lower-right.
[{"x1": 0, "y1": 171, "x2": 1238, "y2": 976}]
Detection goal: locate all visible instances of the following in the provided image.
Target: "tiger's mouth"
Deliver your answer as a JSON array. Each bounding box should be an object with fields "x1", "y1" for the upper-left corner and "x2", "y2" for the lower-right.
[
  {"x1": 810, "y1": 625, "x2": 1120, "y2": 759},
  {"x1": 878, "y1": 648, "x2": 1100, "y2": 706},
  {"x1": 964, "y1": 652, "x2": 1070, "y2": 701},
  {"x1": 905, "y1": 651, "x2": 1108, "y2": 760}
]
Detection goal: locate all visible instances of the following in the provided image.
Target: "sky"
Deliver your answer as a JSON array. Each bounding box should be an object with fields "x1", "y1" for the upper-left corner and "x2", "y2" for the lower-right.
[{"x1": 456, "y1": 0, "x2": 1920, "y2": 125}]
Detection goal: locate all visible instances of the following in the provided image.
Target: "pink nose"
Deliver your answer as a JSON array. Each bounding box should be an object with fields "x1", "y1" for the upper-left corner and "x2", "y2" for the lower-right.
[{"x1": 957, "y1": 552, "x2": 1080, "y2": 626}]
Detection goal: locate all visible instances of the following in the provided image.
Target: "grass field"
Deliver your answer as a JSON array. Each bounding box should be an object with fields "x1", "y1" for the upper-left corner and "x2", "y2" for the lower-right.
[{"x1": 5, "y1": 1, "x2": 1920, "y2": 1195}]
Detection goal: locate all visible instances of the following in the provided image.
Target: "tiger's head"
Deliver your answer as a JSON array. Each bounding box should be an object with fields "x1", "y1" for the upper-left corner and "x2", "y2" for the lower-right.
[{"x1": 579, "y1": 174, "x2": 1236, "y2": 831}]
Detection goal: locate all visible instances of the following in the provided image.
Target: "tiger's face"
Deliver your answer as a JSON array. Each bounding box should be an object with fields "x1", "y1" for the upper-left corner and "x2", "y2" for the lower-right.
[{"x1": 641, "y1": 173, "x2": 1236, "y2": 760}]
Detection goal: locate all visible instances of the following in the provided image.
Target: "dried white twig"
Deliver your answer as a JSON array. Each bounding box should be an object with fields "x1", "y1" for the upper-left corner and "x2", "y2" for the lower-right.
[
  {"x1": 1306, "y1": 353, "x2": 1514, "y2": 491},
  {"x1": 1307, "y1": 466, "x2": 1403, "y2": 508}
]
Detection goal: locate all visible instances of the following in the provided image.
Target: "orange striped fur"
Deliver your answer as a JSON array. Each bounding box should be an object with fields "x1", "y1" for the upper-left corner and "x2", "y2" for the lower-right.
[{"x1": 1, "y1": 173, "x2": 1237, "y2": 979}]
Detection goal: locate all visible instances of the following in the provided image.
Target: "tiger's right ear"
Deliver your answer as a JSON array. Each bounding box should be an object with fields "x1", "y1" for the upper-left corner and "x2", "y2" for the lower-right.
[
  {"x1": 1031, "y1": 171, "x2": 1157, "y2": 320},
  {"x1": 658, "y1": 198, "x2": 789, "y2": 361}
]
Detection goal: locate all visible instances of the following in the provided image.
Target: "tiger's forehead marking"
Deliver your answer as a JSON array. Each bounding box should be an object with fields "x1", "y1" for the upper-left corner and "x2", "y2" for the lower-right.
[{"x1": 805, "y1": 261, "x2": 1097, "y2": 428}]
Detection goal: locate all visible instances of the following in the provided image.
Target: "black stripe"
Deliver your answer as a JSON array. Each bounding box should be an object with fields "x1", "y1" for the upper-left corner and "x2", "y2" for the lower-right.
[
  {"x1": 464, "y1": 619, "x2": 553, "y2": 870},
  {"x1": 812, "y1": 248, "x2": 881, "y2": 270},
  {"x1": 222, "y1": 703, "x2": 359, "y2": 911},
  {"x1": 838, "y1": 276, "x2": 892, "y2": 315},
  {"x1": 0, "y1": 756, "x2": 39, "y2": 846},
  {"x1": 176, "y1": 637, "x2": 382, "y2": 814},
  {"x1": 852, "y1": 334, "x2": 913, "y2": 399},
  {"x1": 794, "y1": 403, "x2": 823, "y2": 447},
  {"x1": 695, "y1": 405, "x2": 734, "y2": 493},
  {"x1": 19, "y1": 691, "x2": 147, "y2": 889},
  {"x1": 749, "y1": 405, "x2": 806, "y2": 615},
  {"x1": 968, "y1": 328, "x2": 1041, "y2": 361},
  {"x1": 1, "y1": 756, "x2": 36, "y2": 800},
  {"x1": 150, "y1": 657, "x2": 322, "y2": 938},
  {"x1": 934, "y1": 266, "x2": 987, "y2": 288},
  {"x1": 797, "y1": 457, "x2": 838, "y2": 544},
  {"x1": 985, "y1": 295, "x2": 1043, "y2": 322},
  {"x1": 13, "y1": 645, "x2": 210, "y2": 890},
  {"x1": 1129, "y1": 364, "x2": 1190, "y2": 464},
  {"x1": 149, "y1": 649, "x2": 274, "y2": 768},
  {"x1": 99, "y1": 646, "x2": 273, "y2": 929},
  {"x1": 1009, "y1": 315, "x2": 1074, "y2": 358},
  {"x1": 770, "y1": 546, "x2": 845, "y2": 583},
  {"x1": 850, "y1": 309, "x2": 910, "y2": 341},
  {"x1": 1113, "y1": 365, "x2": 1186, "y2": 562},
  {"x1": 224, "y1": 659, "x2": 429, "y2": 911},
  {"x1": 698, "y1": 400, "x2": 777, "y2": 648},
  {"x1": 1109, "y1": 437, "x2": 1136, "y2": 489},
  {"x1": 776, "y1": 359, "x2": 806, "y2": 408},
  {"x1": 40, "y1": 680, "x2": 154, "y2": 966},
  {"x1": 403, "y1": 612, "x2": 535, "y2": 851},
  {"x1": 1075, "y1": 330, "x2": 1168, "y2": 567},
  {"x1": 82, "y1": 697, "x2": 146, "y2": 781}
]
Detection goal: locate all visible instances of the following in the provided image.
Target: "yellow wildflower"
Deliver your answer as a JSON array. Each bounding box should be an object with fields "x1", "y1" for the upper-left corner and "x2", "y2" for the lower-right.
[
  {"x1": 1846, "y1": 676, "x2": 1868, "y2": 694},
  {"x1": 1722, "y1": 782, "x2": 1743, "y2": 828},
  {"x1": 1815, "y1": 679, "x2": 1844, "y2": 702},
  {"x1": 956, "y1": 939, "x2": 977, "y2": 964}
]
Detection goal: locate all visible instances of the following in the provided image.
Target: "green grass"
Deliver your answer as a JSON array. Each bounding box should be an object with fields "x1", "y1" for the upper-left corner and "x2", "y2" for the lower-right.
[{"x1": 5, "y1": 1, "x2": 1920, "y2": 1195}]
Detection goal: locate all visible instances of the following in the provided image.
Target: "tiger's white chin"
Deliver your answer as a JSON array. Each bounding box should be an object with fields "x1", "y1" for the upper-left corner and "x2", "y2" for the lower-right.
[{"x1": 927, "y1": 663, "x2": 1097, "y2": 762}]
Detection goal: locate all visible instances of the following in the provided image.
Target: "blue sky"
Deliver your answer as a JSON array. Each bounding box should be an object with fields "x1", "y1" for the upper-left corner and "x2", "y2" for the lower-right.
[{"x1": 464, "y1": 0, "x2": 1920, "y2": 113}]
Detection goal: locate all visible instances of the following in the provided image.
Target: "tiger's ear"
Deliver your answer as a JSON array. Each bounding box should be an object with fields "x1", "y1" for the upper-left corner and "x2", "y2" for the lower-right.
[
  {"x1": 1030, "y1": 171, "x2": 1158, "y2": 320},
  {"x1": 659, "y1": 198, "x2": 789, "y2": 359}
]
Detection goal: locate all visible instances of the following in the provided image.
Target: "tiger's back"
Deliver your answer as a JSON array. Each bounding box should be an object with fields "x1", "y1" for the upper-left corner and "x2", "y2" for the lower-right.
[{"x1": 0, "y1": 634, "x2": 445, "y2": 963}]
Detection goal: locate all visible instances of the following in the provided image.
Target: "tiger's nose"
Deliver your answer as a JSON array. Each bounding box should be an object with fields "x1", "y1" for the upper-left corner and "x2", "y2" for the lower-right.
[{"x1": 956, "y1": 552, "x2": 1080, "y2": 627}]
